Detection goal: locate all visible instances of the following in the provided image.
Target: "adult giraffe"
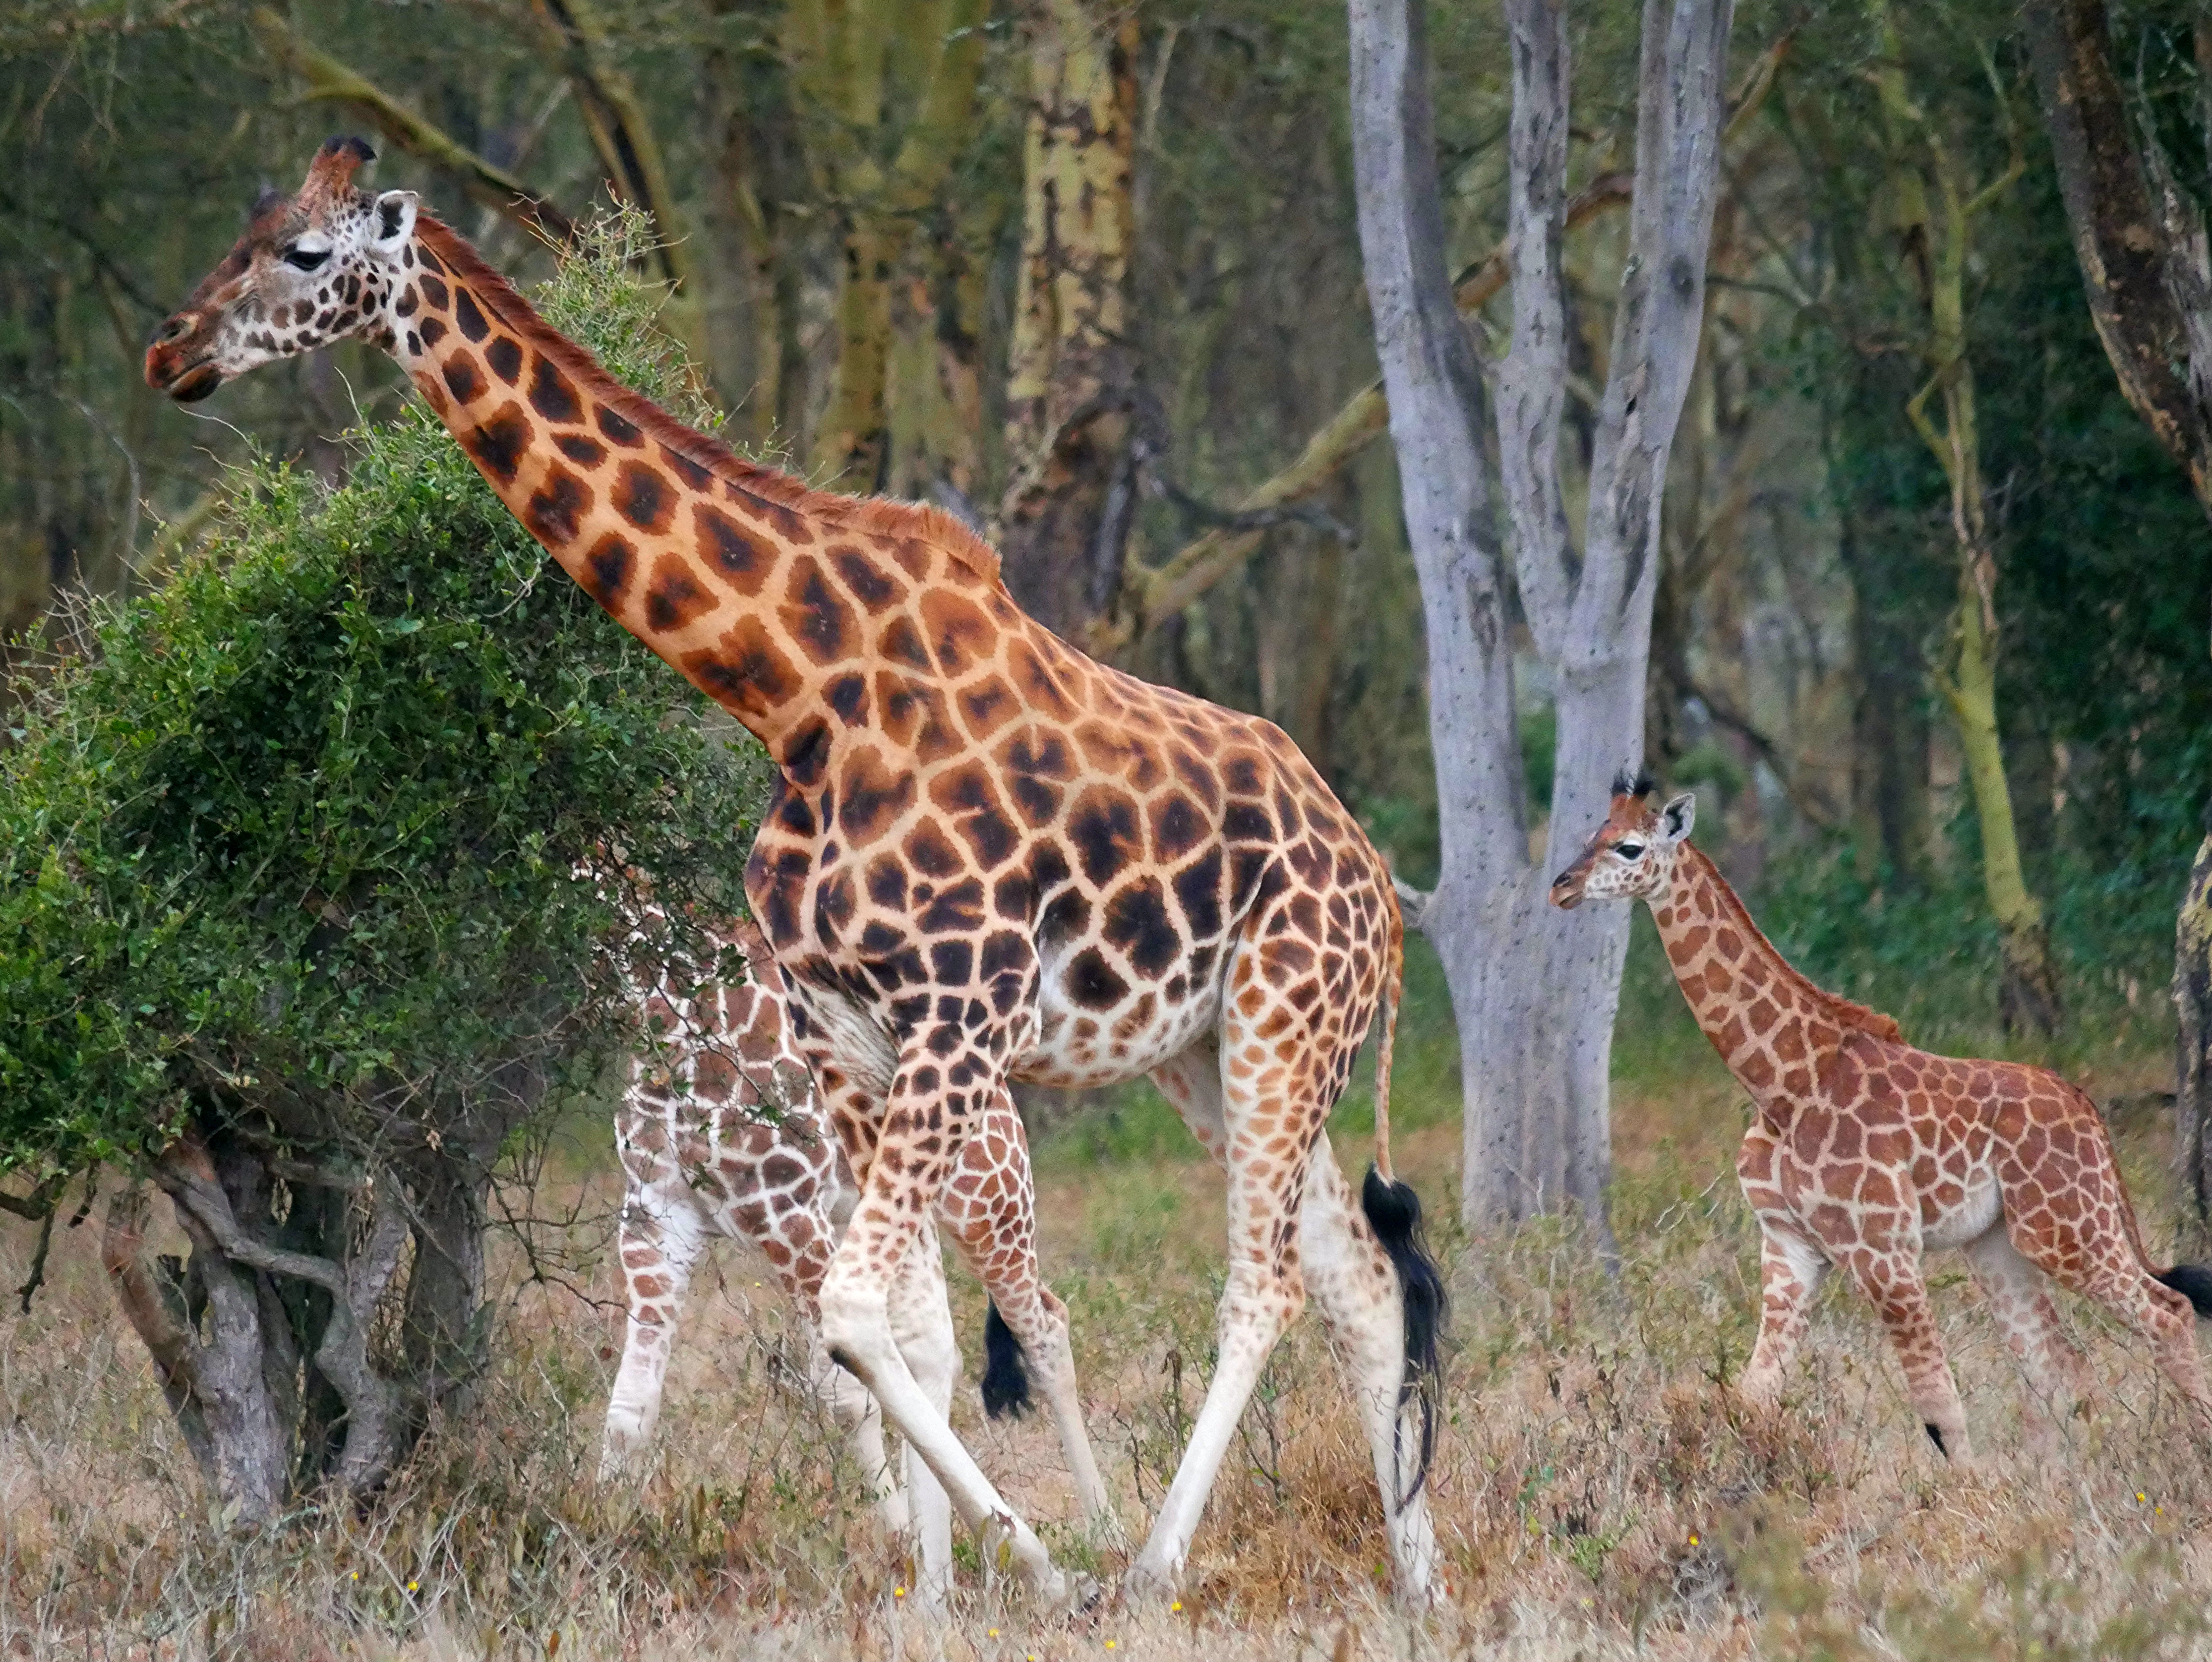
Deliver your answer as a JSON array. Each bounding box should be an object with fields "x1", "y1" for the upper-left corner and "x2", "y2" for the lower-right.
[
  {"x1": 146, "y1": 139, "x2": 1446, "y2": 1605},
  {"x1": 1552, "y1": 776, "x2": 2212, "y2": 1458}
]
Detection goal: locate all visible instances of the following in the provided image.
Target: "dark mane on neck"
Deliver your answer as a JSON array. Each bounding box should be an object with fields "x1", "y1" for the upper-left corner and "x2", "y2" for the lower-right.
[
  {"x1": 1681, "y1": 845, "x2": 1903, "y2": 1043},
  {"x1": 412, "y1": 217, "x2": 1001, "y2": 583}
]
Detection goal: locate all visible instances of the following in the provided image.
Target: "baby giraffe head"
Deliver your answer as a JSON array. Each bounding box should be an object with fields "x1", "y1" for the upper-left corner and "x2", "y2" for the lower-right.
[
  {"x1": 1549, "y1": 773, "x2": 1696, "y2": 910},
  {"x1": 144, "y1": 136, "x2": 417, "y2": 402}
]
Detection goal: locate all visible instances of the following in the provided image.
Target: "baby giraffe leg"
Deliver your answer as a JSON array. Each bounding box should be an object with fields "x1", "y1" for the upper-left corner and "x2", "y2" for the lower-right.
[
  {"x1": 600, "y1": 1195, "x2": 709, "y2": 1477},
  {"x1": 1737, "y1": 1221, "x2": 1827, "y2": 1413},
  {"x1": 1847, "y1": 1250, "x2": 1972, "y2": 1460},
  {"x1": 2023, "y1": 1226, "x2": 2212, "y2": 1419},
  {"x1": 1962, "y1": 1225, "x2": 2092, "y2": 1434}
]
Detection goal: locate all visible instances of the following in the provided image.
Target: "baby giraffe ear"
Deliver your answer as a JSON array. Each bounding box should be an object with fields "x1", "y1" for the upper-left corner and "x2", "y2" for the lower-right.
[
  {"x1": 1660, "y1": 792, "x2": 1696, "y2": 843},
  {"x1": 371, "y1": 190, "x2": 418, "y2": 250}
]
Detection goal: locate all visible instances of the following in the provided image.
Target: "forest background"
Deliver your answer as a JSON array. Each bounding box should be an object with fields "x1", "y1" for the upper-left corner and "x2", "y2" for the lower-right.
[{"x1": 8, "y1": 0, "x2": 2212, "y2": 1657}]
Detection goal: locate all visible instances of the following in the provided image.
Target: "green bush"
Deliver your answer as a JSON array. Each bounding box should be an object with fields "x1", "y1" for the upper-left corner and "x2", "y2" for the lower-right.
[{"x1": 0, "y1": 214, "x2": 768, "y2": 1187}]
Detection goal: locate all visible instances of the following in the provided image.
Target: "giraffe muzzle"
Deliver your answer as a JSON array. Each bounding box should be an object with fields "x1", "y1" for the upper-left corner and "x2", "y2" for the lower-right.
[
  {"x1": 1549, "y1": 869, "x2": 1584, "y2": 909},
  {"x1": 145, "y1": 325, "x2": 224, "y2": 403}
]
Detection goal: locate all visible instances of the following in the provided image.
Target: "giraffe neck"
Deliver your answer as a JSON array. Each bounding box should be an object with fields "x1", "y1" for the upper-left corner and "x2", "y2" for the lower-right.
[
  {"x1": 379, "y1": 216, "x2": 1007, "y2": 772},
  {"x1": 1647, "y1": 845, "x2": 1890, "y2": 1119}
]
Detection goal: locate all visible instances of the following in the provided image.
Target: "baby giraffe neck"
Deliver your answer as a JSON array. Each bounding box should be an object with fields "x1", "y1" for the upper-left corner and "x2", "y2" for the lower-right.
[
  {"x1": 1647, "y1": 846, "x2": 1844, "y2": 1120},
  {"x1": 379, "y1": 218, "x2": 836, "y2": 763}
]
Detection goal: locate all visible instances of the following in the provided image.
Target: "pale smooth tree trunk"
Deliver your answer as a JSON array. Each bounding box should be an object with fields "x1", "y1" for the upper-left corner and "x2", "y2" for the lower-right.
[{"x1": 1351, "y1": 0, "x2": 1732, "y2": 1239}]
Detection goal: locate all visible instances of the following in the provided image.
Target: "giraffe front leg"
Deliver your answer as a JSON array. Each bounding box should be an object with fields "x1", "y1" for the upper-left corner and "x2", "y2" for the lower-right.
[
  {"x1": 599, "y1": 1192, "x2": 709, "y2": 1479},
  {"x1": 1846, "y1": 1249, "x2": 1972, "y2": 1461},
  {"x1": 816, "y1": 1045, "x2": 1068, "y2": 1606},
  {"x1": 1737, "y1": 1220, "x2": 1827, "y2": 1414},
  {"x1": 886, "y1": 1214, "x2": 957, "y2": 1609}
]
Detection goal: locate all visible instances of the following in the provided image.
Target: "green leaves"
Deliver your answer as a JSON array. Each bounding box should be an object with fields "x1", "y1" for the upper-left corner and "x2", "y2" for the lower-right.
[{"x1": 0, "y1": 218, "x2": 767, "y2": 1180}]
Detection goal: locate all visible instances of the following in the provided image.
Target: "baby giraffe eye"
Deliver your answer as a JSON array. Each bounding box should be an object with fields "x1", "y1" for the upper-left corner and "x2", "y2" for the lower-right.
[
  {"x1": 1614, "y1": 842, "x2": 1646, "y2": 861},
  {"x1": 284, "y1": 245, "x2": 332, "y2": 273}
]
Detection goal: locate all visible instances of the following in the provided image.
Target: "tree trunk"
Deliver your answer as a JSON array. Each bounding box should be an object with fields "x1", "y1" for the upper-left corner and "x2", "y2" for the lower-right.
[
  {"x1": 997, "y1": 0, "x2": 1141, "y2": 640},
  {"x1": 98, "y1": 1074, "x2": 529, "y2": 1526},
  {"x1": 2025, "y1": 0, "x2": 2212, "y2": 1190},
  {"x1": 790, "y1": 0, "x2": 988, "y2": 489},
  {"x1": 1871, "y1": 0, "x2": 2056, "y2": 1032},
  {"x1": 1351, "y1": 0, "x2": 1729, "y2": 1238}
]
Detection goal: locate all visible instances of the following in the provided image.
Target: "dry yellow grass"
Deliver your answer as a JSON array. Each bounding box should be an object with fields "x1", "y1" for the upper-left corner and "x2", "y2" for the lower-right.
[{"x1": 3, "y1": 1040, "x2": 2210, "y2": 1660}]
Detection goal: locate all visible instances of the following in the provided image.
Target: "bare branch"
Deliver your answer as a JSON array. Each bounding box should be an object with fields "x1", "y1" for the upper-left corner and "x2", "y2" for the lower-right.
[{"x1": 250, "y1": 7, "x2": 577, "y2": 248}]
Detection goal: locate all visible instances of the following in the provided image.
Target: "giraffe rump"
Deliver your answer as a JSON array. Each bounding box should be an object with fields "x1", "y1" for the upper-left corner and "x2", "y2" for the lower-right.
[
  {"x1": 1361, "y1": 1165, "x2": 1447, "y2": 1506},
  {"x1": 979, "y1": 1299, "x2": 1033, "y2": 1419}
]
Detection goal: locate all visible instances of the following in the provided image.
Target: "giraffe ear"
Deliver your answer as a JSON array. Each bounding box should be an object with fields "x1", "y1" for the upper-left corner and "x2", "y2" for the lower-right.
[
  {"x1": 1660, "y1": 792, "x2": 1695, "y2": 844},
  {"x1": 371, "y1": 190, "x2": 418, "y2": 250}
]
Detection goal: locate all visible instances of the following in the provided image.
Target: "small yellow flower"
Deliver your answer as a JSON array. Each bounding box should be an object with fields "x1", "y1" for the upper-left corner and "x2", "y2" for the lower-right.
[
  {"x1": 349, "y1": 1571, "x2": 359, "y2": 1582},
  {"x1": 988, "y1": 1630, "x2": 999, "y2": 1639},
  {"x1": 1688, "y1": 1533, "x2": 1700, "y2": 1546},
  {"x1": 894, "y1": 1586, "x2": 906, "y2": 1599},
  {"x1": 1170, "y1": 1601, "x2": 1182, "y2": 1613},
  {"x1": 2138, "y1": 1491, "x2": 2149, "y2": 1503},
  {"x1": 407, "y1": 1580, "x2": 418, "y2": 1593}
]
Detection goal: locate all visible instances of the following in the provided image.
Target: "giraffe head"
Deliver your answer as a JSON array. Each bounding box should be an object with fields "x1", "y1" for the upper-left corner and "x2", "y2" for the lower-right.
[
  {"x1": 1549, "y1": 773, "x2": 1696, "y2": 910},
  {"x1": 144, "y1": 137, "x2": 417, "y2": 403}
]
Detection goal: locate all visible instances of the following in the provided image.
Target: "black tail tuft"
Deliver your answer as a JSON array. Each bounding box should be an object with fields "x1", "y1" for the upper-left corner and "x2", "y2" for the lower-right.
[
  {"x1": 980, "y1": 1299, "x2": 1033, "y2": 1419},
  {"x1": 2156, "y1": 1263, "x2": 2212, "y2": 1317},
  {"x1": 1362, "y1": 1165, "x2": 1448, "y2": 1509}
]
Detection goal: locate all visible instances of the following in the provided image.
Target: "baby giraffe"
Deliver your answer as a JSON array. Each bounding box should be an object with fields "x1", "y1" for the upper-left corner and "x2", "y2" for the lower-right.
[
  {"x1": 599, "y1": 887, "x2": 1113, "y2": 1603},
  {"x1": 1552, "y1": 775, "x2": 2212, "y2": 1458}
]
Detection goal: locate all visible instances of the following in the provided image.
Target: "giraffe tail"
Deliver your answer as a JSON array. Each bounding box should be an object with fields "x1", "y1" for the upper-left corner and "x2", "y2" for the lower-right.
[
  {"x1": 1360, "y1": 902, "x2": 1447, "y2": 1508},
  {"x1": 980, "y1": 1300, "x2": 1033, "y2": 1419},
  {"x1": 2154, "y1": 1264, "x2": 2212, "y2": 1318}
]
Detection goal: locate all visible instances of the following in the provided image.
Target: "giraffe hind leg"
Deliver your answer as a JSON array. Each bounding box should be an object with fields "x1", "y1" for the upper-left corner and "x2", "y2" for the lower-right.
[
  {"x1": 939, "y1": 1094, "x2": 1115, "y2": 1530},
  {"x1": 815, "y1": 1051, "x2": 1067, "y2": 1604},
  {"x1": 1962, "y1": 1224, "x2": 2092, "y2": 1436}
]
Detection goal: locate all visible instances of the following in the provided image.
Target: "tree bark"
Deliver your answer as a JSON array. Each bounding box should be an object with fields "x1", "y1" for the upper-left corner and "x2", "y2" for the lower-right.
[
  {"x1": 1872, "y1": 0, "x2": 2056, "y2": 1034},
  {"x1": 1351, "y1": 0, "x2": 1732, "y2": 1239},
  {"x1": 2025, "y1": 0, "x2": 2212, "y2": 1198},
  {"x1": 997, "y1": 0, "x2": 1141, "y2": 640},
  {"x1": 791, "y1": 0, "x2": 988, "y2": 490}
]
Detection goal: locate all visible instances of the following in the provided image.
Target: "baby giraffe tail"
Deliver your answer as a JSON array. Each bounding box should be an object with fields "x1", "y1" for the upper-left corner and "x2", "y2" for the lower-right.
[
  {"x1": 1360, "y1": 911, "x2": 1448, "y2": 1506},
  {"x1": 2153, "y1": 1264, "x2": 2212, "y2": 1316}
]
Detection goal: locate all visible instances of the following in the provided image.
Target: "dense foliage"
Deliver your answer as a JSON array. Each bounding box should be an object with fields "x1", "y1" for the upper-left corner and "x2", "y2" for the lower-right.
[{"x1": 0, "y1": 220, "x2": 767, "y2": 1186}]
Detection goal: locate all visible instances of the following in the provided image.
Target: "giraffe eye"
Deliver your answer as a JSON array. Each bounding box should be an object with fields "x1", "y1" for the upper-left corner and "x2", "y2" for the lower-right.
[
  {"x1": 1615, "y1": 842, "x2": 1646, "y2": 861},
  {"x1": 284, "y1": 245, "x2": 332, "y2": 273}
]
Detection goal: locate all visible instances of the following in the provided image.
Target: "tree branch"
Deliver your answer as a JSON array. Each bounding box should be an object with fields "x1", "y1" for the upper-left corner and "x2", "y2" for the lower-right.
[
  {"x1": 250, "y1": 7, "x2": 577, "y2": 248},
  {"x1": 1091, "y1": 31, "x2": 1786, "y2": 660}
]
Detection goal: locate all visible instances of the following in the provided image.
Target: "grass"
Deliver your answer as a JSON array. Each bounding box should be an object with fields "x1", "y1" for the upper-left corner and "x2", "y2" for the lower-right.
[{"x1": 2, "y1": 922, "x2": 2208, "y2": 1659}]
